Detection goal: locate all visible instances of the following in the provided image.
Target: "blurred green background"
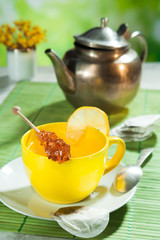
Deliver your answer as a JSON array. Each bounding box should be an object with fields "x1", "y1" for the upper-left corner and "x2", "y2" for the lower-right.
[{"x1": 0, "y1": 0, "x2": 160, "y2": 66}]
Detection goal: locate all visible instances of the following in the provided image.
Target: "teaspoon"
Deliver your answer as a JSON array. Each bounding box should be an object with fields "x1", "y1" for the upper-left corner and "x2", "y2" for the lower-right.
[{"x1": 114, "y1": 148, "x2": 154, "y2": 193}]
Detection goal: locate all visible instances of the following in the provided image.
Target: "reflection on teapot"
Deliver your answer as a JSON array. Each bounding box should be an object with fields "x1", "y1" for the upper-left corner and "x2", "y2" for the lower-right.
[{"x1": 45, "y1": 17, "x2": 147, "y2": 114}]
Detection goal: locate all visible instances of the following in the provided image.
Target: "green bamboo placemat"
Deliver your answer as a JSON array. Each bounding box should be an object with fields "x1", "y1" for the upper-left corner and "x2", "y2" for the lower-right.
[{"x1": 0, "y1": 81, "x2": 160, "y2": 240}]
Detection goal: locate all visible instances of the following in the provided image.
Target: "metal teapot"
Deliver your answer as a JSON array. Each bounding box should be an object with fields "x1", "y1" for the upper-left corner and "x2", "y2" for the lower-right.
[{"x1": 45, "y1": 17, "x2": 147, "y2": 114}]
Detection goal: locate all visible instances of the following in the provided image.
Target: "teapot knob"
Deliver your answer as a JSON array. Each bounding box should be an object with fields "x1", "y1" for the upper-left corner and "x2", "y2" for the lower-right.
[
  {"x1": 101, "y1": 17, "x2": 109, "y2": 28},
  {"x1": 117, "y1": 23, "x2": 132, "y2": 39},
  {"x1": 117, "y1": 24, "x2": 128, "y2": 37},
  {"x1": 117, "y1": 24, "x2": 148, "y2": 62}
]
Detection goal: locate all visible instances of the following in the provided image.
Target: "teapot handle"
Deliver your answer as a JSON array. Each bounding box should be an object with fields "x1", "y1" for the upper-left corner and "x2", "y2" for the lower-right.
[
  {"x1": 130, "y1": 31, "x2": 148, "y2": 63},
  {"x1": 117, "y1": 24, "x2": 148, "y2": 62}
]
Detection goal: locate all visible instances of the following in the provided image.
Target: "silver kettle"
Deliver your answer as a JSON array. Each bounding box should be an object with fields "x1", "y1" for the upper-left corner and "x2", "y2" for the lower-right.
[{"x1": 45, "y1": 17, "x2": 147, "y2": 114}]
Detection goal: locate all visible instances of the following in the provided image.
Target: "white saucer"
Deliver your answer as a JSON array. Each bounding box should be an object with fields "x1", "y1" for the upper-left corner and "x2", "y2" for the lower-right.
[{"x1": 0, "y1": 157, "x2": 136, "y2": 221}]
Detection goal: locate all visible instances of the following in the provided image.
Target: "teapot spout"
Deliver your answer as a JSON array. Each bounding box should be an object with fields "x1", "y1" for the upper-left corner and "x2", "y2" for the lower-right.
[{"x1": 45, "y1": 49, "x2": 75, "y2": 93}]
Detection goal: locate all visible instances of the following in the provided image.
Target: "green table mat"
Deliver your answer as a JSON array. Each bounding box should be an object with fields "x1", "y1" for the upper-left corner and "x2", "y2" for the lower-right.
[{"x1": 0, "y1": 81, "x2": 160, "y2": 240}]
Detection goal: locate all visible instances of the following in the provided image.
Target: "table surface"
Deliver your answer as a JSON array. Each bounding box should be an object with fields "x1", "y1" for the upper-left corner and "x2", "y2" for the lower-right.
[{"x1": 0, "y1": 62, "x2": 160, "y2": 240}]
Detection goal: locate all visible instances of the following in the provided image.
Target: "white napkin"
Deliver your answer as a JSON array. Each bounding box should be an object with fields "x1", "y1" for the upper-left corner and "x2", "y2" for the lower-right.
[
  {"x1": 110, "y1": 114, "x2": 160, "y2": 142},
  {"x1": 54, "y1": 206, "x2": 109, "y2": 238}
]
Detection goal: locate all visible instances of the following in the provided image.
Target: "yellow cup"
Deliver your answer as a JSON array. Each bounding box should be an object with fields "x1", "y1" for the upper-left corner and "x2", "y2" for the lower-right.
[{"x1": 21, "y1": 122, "x2": 125, "y2": 204}]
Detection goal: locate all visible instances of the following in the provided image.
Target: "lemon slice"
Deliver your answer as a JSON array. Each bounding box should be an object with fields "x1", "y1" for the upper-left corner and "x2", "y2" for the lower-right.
[{"x1": 66, "y1": 106, "x2": 110, "y2": 144}]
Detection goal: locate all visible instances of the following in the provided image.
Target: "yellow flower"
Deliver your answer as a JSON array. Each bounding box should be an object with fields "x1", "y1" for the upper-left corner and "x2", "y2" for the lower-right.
[
  {"x1": 6, "y1": 40, "x2": 12, "y2": 46},
  {"x1": 25, "y1": 31, "x2": 31, "y2": 37},
  {"x1": 7, "y1": 34, "x2": 12, "y2": 40},
  {"x1": 22, "y1": 25, "x2": 28, "y2": 33},
  {"x1": 27, "y1": 39, "x2": 34, "y2": 47},
  {"x1": 18, "y1": 33, "x2": 22, "y2": 37},
  {"x1": 0, "y1": 19, "x2": 47, "y2": 50},
  {"x1": 0, "y1": 35, "x2": 6, "y2": 43},
  {"x1": 10, "y1": 27, "x2": 16, "y2": 33}
]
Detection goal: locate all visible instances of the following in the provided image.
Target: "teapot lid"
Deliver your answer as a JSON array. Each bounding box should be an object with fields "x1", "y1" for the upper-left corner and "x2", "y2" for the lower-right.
[{"x1": 74, "y1": 18, "x2": 129, "y2": 49}]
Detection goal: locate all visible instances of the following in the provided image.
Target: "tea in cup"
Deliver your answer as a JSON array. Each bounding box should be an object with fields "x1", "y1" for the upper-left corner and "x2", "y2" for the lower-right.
[{"x1": 21, "y1": 122, "x2": 125, "y2": 204}]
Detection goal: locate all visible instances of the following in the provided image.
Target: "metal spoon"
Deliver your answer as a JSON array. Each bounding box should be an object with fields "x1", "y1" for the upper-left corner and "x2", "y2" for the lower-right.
[{"x1": 114, "y1": 148, "x2": 154, "y2": 193}]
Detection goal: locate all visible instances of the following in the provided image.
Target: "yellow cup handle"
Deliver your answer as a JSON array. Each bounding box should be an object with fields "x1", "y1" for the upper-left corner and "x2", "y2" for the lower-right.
[{"x1": 104, "y1": 136, "x2": 126, "y2": 175}]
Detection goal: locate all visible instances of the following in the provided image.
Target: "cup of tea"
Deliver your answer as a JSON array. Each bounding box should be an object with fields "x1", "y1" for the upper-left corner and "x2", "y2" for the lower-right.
[{"x1": 21, "y1": 122, "x2": 125, "y2": 204}]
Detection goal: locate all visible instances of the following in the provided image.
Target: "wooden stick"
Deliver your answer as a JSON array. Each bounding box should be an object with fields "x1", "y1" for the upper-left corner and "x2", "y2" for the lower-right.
[{"x1": 12, "y1": 106, "x2": 40, "y2": 133}]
